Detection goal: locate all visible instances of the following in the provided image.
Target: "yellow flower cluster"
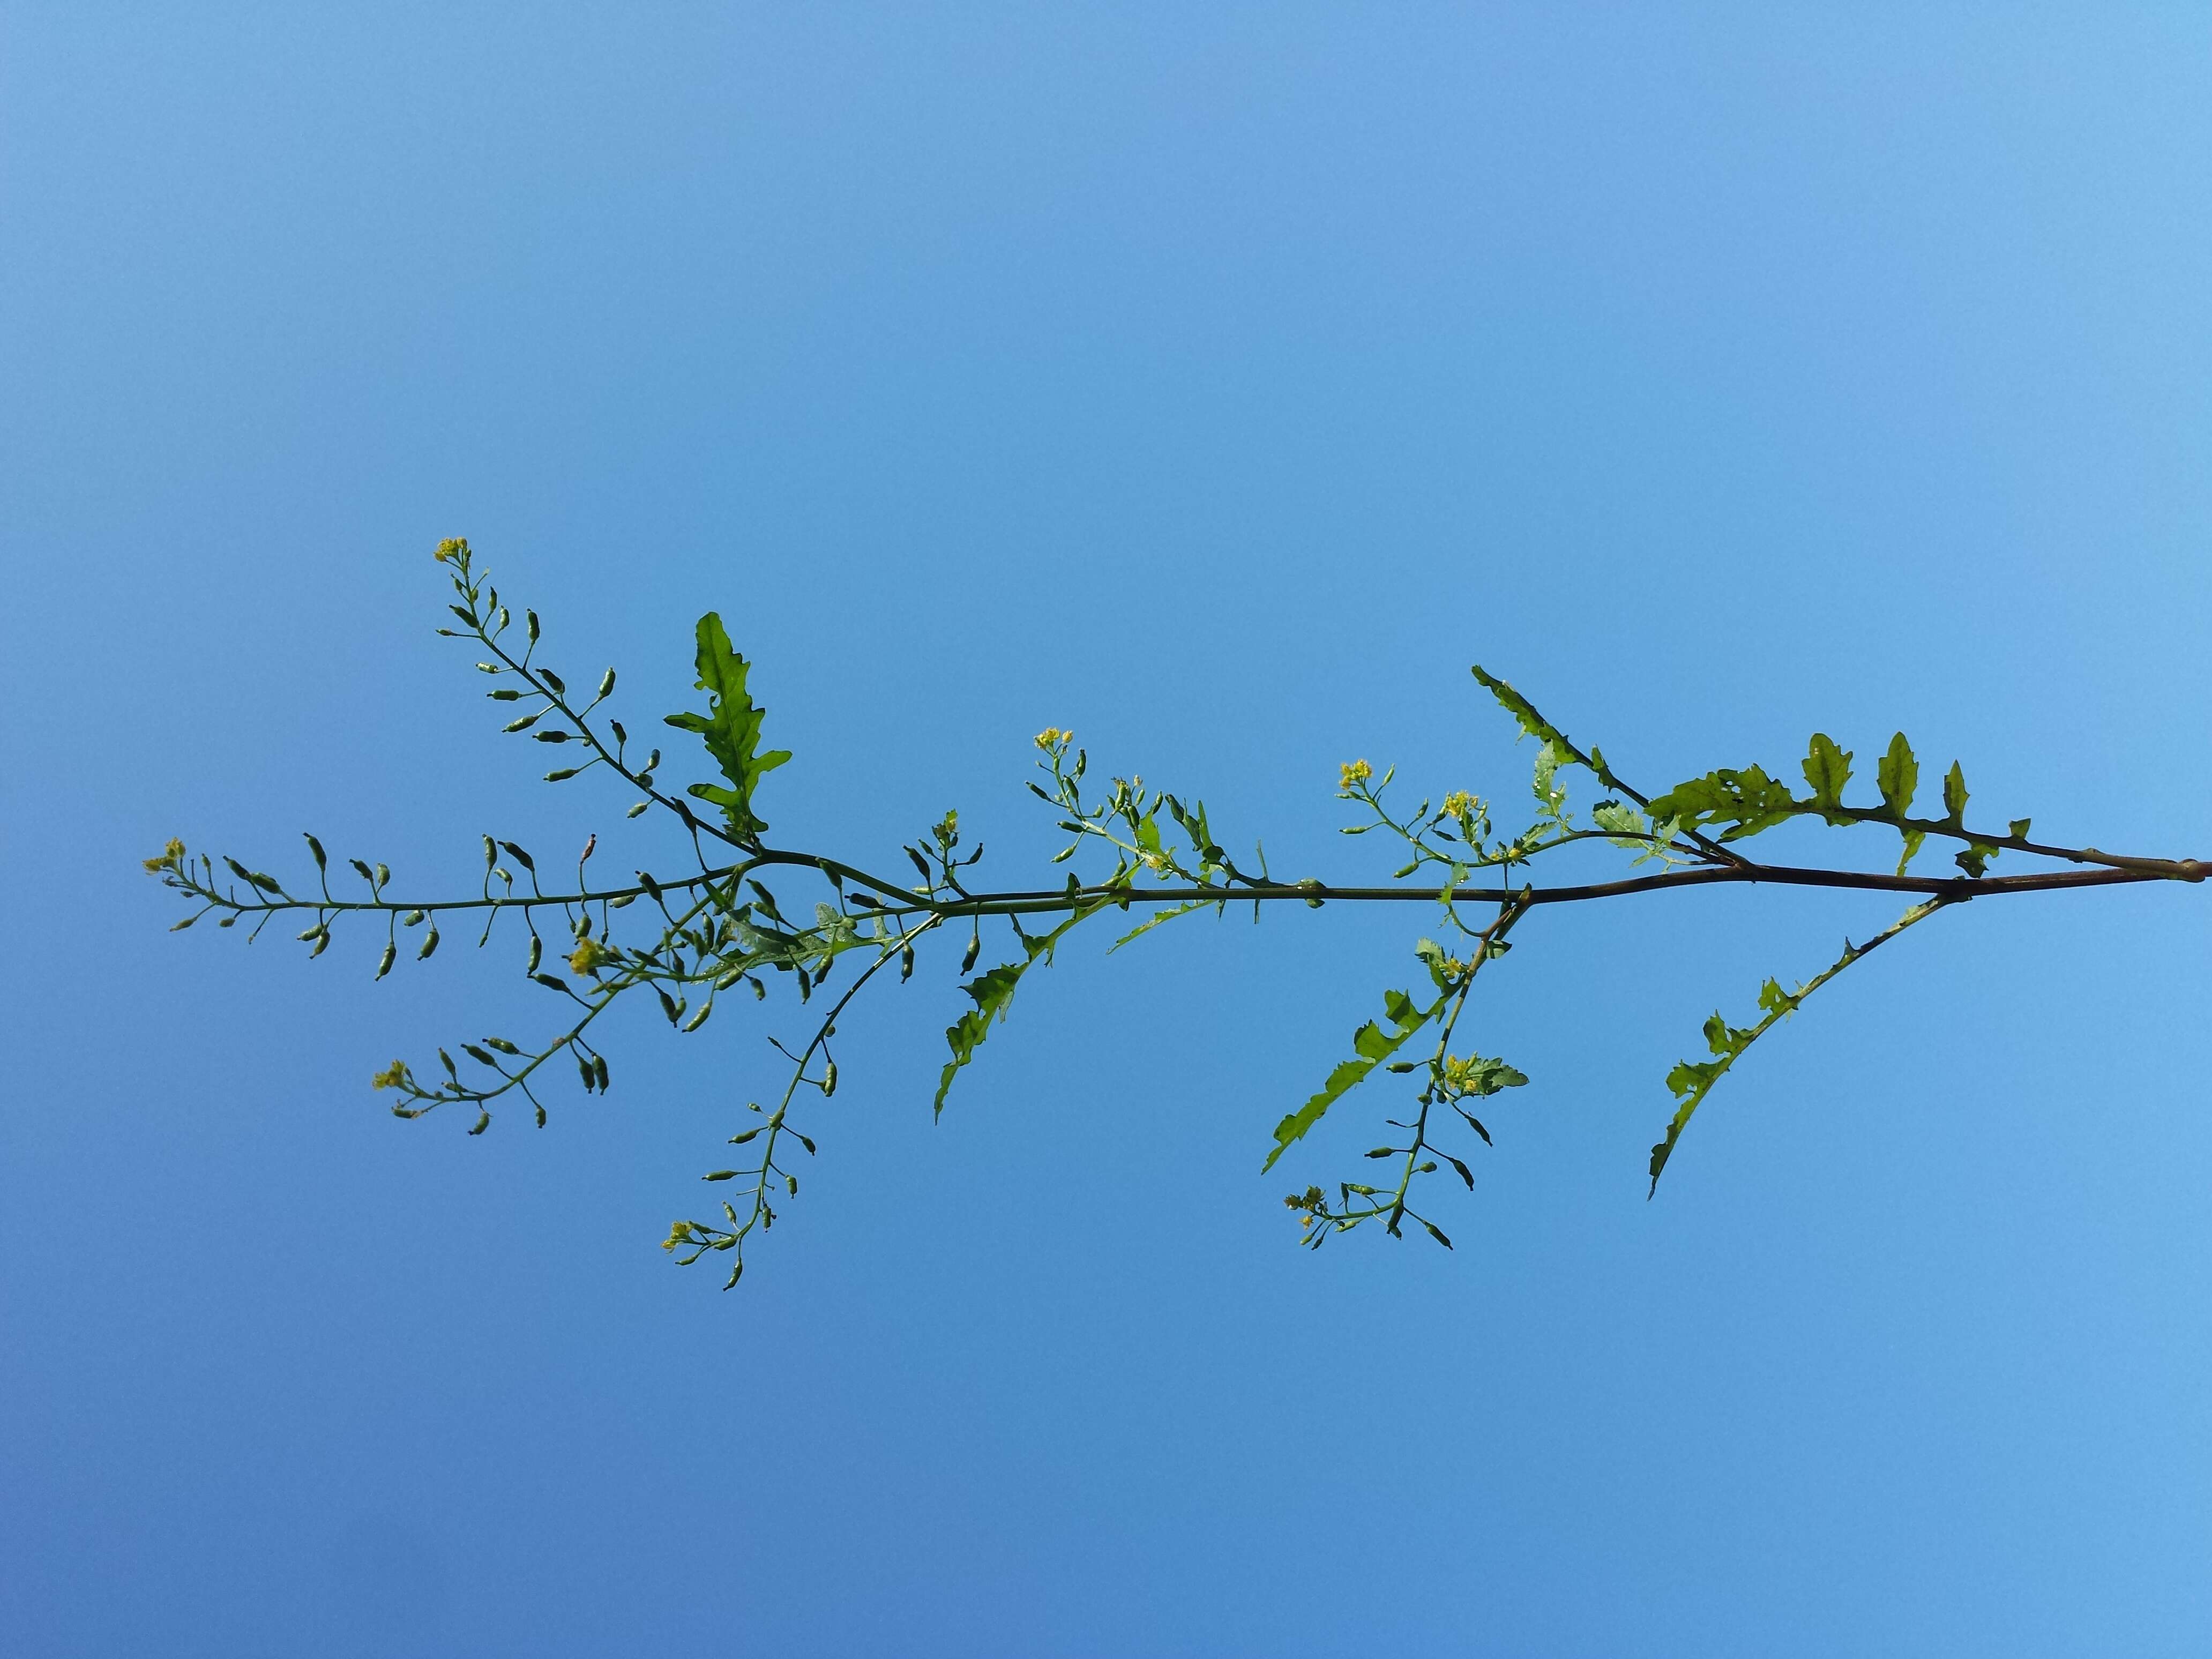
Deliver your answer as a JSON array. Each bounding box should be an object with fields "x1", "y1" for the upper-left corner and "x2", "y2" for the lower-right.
[
  {"x1": 432, "y1": 537, "x2": 470, "y2": 564},
  {"x1": 143, "y1": 836, "x2": 186, "y2": 874},
  {"x1": 1443, "y1": 790, "x2": 1477, "y2": 820},
  {"x1": 1034, "y1": 727, "x2": 1071, "y2": 751},
  {"x1": 1339, "y1": 758, "x2": 1373, "y2": 790},
  {"x1": 568, "y1": 937, "x2": 614, "y2": 976},
  {"x1": 1440, "y1": 1055, "x2": 1483, "y2": 1093},
  {"x1": 370, "y1": 1059, "x2": 410, "y2": 1091},
  {"x1": 662, "y1": 1220, "x2": 697, "y2": 1253}
]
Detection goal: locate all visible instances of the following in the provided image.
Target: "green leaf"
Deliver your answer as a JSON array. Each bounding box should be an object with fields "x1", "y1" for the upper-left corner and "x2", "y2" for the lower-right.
[
  {"x1": 1800, "y1": 733, "x2": 1853, "y2": 816},
  {"x1": 1109, "y1": 898, "x2": 1214, "y2": 951},
  {"x1": 932, "y1": 965, "x2": 1027, "y2": 1117},
  {"x1": 1591, "y1": 800, "x2": 1648, "y2": 843},
  {"x1": 1470, "y1": 666, "x2": 1565, "y2": 748},
  {"x1": 1650, "y1": 996, "x2": 1787, "y2": 1192},
  {"x1": 2008, "y1": 817, "x2": 2032, "y2": 841},
  {"x1": 933, "y1": 903, "x2": 1104, "y2": 1116},
  {"x1": 1648, "y1": 898, "x2": 1954, "y2": 1195},
  {"x1": 1647, "y1": 765, "x2": 1801, "y2": 842},
  {"x1": 1877, "y1": 733, "x2": 1918, "y2": 818},
  {"x1": 1413, "y1": 937, "x2": 1453, "y2": 991},
  {"x1": 1531, "y1": 740, "x2": 1570, "y2": 818},
  {"x1": 1894, "y1": 828, "x2": 1925, "y2": 876},
  {"x1": 662, "y1": 613, "x2": 791, "y2": 841},
  {"x1": 1262, "y1": 989, "x2": 1439, "y2": 1172},
  {"x1": 1755, "y1": 977, "x2": 1802, "y2": 1018},
  {"x1": 1942, "y1": 761, "x2": 1969, "y2": 826},
  {"x1": 1955, "y1": 842, "x2": 1999, "y2": 878}
]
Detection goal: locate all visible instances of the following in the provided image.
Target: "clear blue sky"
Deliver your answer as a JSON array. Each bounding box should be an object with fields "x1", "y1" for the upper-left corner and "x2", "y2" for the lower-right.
[{"x1": 5, "y1": 6, "x2": 2210, "y2": 1654}]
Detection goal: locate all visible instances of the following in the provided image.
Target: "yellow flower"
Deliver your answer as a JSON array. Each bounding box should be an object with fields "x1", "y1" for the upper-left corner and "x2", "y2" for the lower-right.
[
  {"x1": 1443, "y1": 791, "x2": 1477, "y2": 820},
  {"x1": 1034, "y1": 727, "x2": 1070, "y2": 751},
  {"x1": 1339, "y1": 758, "x2": 1373, "y2": 790},
  {"x1": 142, "y1": 836, "x2": 186, "y2": 873},
  {"x1": 1441, "y1": 1055, "x2": 1486, "y2": 1093},
  {"x1": 370, "y1": 1060, "x2": 410, "y2": 1091},
  {"x1": 569, "y1": 937, "x2": 614, "y2": 976},
  {"x1": 433, "y1": 537, "x2": 469, "y2": 564}
]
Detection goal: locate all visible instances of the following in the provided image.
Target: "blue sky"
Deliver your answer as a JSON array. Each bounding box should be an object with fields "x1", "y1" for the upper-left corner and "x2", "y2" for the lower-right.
[{"x1": 5, "y1": 6, "x2": 2210, "y2": 1654}]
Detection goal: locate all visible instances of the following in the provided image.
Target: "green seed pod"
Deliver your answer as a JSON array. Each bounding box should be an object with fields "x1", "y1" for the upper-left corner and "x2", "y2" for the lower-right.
[
  {"x1": 526, "y1": 609, "x2": 540, "y2": 643},
  {"x1": 961, "y1": 933, "x2": 981, "y2": 974},
  {"x1": 303, "y1": 833, "x2": 327, "y2": 869},
  {"x1": 597, "y1": 668, "x2": 616, "y2": 699},
  {"x1": 375, "y1": 942, "x2": 397, "y2": 981},
  {"x1": 822, "y1": 1060, "x2": 838, "y2": 1097},
  {"x1": 593, "y1": 1055, "x2": 609, "y2": 1092},
  {"x1": 900, "y1": 944, "x2": 915, "y2": 981},
  {"x1": 417, "y1": 925, "x2": 439, "y2": 960},
  {"x1": 526, "y1": 936, "x2": 543, "y2": 974}
]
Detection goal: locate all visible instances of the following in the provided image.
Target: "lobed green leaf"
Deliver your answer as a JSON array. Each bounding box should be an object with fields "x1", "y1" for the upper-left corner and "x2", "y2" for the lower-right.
[
  {"x1": 663, "y1": 613, "x2": 792, "y2": 842},
  {"x1": 1262, "y1": 988, "x2": 1440, "y2": 1172}
]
